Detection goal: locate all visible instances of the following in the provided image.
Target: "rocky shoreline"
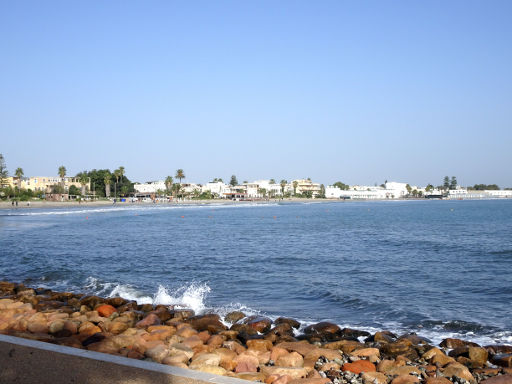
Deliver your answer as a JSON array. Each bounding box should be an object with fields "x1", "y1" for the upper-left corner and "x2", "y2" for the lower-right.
[{"x1": 0, "y1": 282, "x2": 511, "y2": 384}]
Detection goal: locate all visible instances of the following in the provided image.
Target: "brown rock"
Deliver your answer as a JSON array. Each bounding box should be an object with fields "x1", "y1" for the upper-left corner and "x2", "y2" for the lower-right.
[
  {"x1": 425, "y1": 378, "x2": 452, "y2": 384},
  {"x1": 244, "y1": 316, "x2": 272, "y2": 333},
  {"x1": 277, "y1": 341, "x2": 318, "y2": 357},
  {"x1": 236, "y1": 372, "x2": 268, "y2": 382},
  {"x1": 207, "y1": 334, "x2": 226, "y2": 348},
  {"x1": 442, "y1": 362, "x2": 475, "y2": 382},
  {"x1": 224, "y1": 311, "x2": 246, "y2": 324},
  {"x1": 187, "y1": 314, "x2": 226, "y2": 333},
  {"x1": 194, "y1": 365, "x2": 227, "y2": 376},
  {"x1": 481, "y1": 375, "x2": 512, "y2": 384},
  {"x1": 170, "y1": 309, "x2": 195, "y2": 321},
  {"x1": 373, "y1": 331, "x2": 397, "y2": 343},
  {"x1": 96, "y1": 304, "x2": 117, "y2": 318},
  {"x1": 351, "y1": 347, "x2": 380, "y2": 359},
  {"x1": 182, "y1": 335, "x2": 204, "y2": 349},
  {"x1": 162, "y1": 353, "x2": 190, "y2": 365},
  {"x1": 492, "y1": 354, "x2": 512, "y2": 368},
  {"x1": 261, "y1": 366, "x2": 309, "y2": 380},
  {"x1": 190, "y1": 352, "x2": 221, "y2": 368},
  {"x1": 213, "y1": 348, "x2": 237, "y2": 371},
  {"x1": 234, "y1": 352, "x2": 260, "y2": 373},
  {"x1": 247, "y1": 339, "x2": 273, "y2": 352},
  {"x1": 136, "y1": 313, "x2": 161, "y2": 328},
  {"x1": 485, "y1": 345, "x2": 512, "y2": 355},
  {"x1": 288, "y1": 379, "x2": 331, "y2": 384},
  {"x1": 176, "y1": 325, "x2": 197, "y2": 338},
  {"x1": 391, "y1": 375, "x2": 419, "y2": 384},
  {"x1": 387, "y1": 366, "x2": 421, "y2": 376},
  {"x1": 303, "y1": 322, "x2": 341, "y2": 341},
  {"x1": 304, "y1": 348, "x2": 341, "y2": 371},
  {"x1": 381, "y1": 340, "x2": 413, "y2": 357},
  {"x1": 145, "y1": 343, "x2": 168, "y2": 363},
  {"x1": 341, "y1": 328, "x2": 370, "y2": 339},
  {"x1": 79, "y1": 295, "x2": 104, "y2": 309},
  {"x1": 272, "y1": 347, "x2": 291, "y2": 362},
  {"x1": 87, "y1": 340, "x2": 119, "y2": 354},
  {"x1": 362, "y1": 372, "x2": 389, "y2": 384},
  {"x1": 276, "y1": 352, "x2": 304, "y2": 368},
  {"x1": 318, "y1": 362, "x2": 341, "y2": 372},
  {"x1": 398, "y1": 333, "x2": 431, "y2": 345},
  {"x1": 323, "y1": 339, "x2": 363, "y2": 353},
  {"x1": 342, "y1": 360, "x2": 376, "y2": 374},
  {"x1": 275, "y1": 317, "x2": 301, "y2": 329},
  {"x1": 223, "y1": 340, "x2": 246, "y2": 354},
  {"x1": 440, "y1": 338, "x2": 479, "y2": 349}
]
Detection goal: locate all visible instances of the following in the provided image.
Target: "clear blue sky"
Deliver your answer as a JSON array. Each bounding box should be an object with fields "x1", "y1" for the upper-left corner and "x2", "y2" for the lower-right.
[{"x1": 1, "y1": 1, "x2": 511, "y2": 187}]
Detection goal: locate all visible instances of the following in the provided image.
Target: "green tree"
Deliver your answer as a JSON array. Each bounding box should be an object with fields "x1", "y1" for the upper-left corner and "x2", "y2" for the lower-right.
[
  {"x1": 175, "y1": 169, "x2": 185, "y2": 185},
  {"x1": 333, "y1": 181, "x2": 349, "y2": 190},
  {"x1": 258, "y1": 188, "x2": 267, "y2": 198},
  {"x1": 450, "y1": 176, "x2": 457, "y2": 190},
  {"x1": 69, "y1": 185, "x2": 80, "y2": 196},
  {"x1": 426, "y1": 184, "x2": 434, "y2": 192},
  {"x1": 165, "y1": 176, "x2": 173, "y2": 194},
  {"x1": 269, "y1": 179, "x2": 276, "y2": 184},
  {"x1": 229, "y1": 175, "x2": 238, "y2": 187},
  {"x1": 292, "y1": 181, "x2": 298, "y2": 195},
  {"x1": 0, "y1": 154, "x2": 8, "y2": 188},
  {"x1": 280, "y1": 179, "x2": 287, "y2": 194},
  {"x1": 406, "y1": 184, "x2": 412, "y2": 196},
  {"x1": 104, "y1": 174, "x2": 112, "y2": 197},
  {"x1": 113, "y1": 169, "x2": 121, "y2": 197},
  {"x1": 78, "y1": 172, "x2": 89, "y2": 195},
  {"x1": 15, "y1": 167, "x2": 23, "y2": 190},
  {"x1": 118, "y1": 166, "x2": 125, "y2": 183},
  {"x1": 443, "y1": 176, "x2": 450, "y2": 190},
  {"x1": 58, "y1": 165, "x2": 67, "y2": 190},
  {"x1": 319, "y1": 184, "x2": 326, "y2": 198}
]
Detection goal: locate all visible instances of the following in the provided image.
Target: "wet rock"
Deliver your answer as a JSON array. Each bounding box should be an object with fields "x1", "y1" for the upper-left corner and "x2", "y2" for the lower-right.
[
  {"x1": 169, "y1": 309, "x2": 195, "y2": 321},
  {"x1": 244, "y1": 316, "x2": 273, "y2": 333},
  {"x1": 275, "y1": 317, "x2": 301, "y2": 329},
  {"x1": 225, "y1": 311, "x2": 246, "y2": 324},
  {"x1": 151, "y1": 306, "x2": 173, "y2": 322},
  {"x1": 79, "y1": 295, "x2": 104, "y2": 309},
  {"x1": 381, "y1": 340, "x2": 414, "y2": 358},
  {"x1": 492, "y1": 354, "x2": 512, "y2": 368},
  {"x1": 485, "y1": 346, "x2": 512, "y2": 355},
  {"x1": 440, "y1": 338, "x2": 480, "y2": 349},
  {"x1": 303, "y1": 322, "x2": 342, "y2": 342},
  {"x1": 266, "y1": 323, "x2": 294, "y2": 338},
  {"x1": 341, "y1": 327, "x2": 370, "y2": 339},
  {"x1": 187, "y1": 314, "x2": 227, "y2": 333},
  {"x1": 135, "y1": 313, "x2": 161, "y2": 328},
  {"x1": 96, "y1": 304, "x2": 117, "y2": 318},
  {"x1": 398, "y1": 333, "x2": 431, "y2": 345},
  {"x1": 342, "y1": 360, "x2": 376, "y2": 374}
]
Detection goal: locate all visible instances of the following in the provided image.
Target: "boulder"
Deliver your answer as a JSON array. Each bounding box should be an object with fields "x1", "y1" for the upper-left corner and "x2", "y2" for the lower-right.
[
  {"x1": 234, "y1": 352, "x2": 260, "y2": 373},
  {"x1": 323, "y1": 339, "x2": 363, "y2": 353},
  {"x1": 492, "y1": 354, "x2": 512, "y2": 368},
  {"x1": 96, "y1": 304, "x2": 117, "y2": 318},
  {"x1": 481, "y1": 375, "x2": 512, "y2": 384},
  {"x1": 244, "y1": 316, "x2": 272, "y2": 333},
  {"x1": 145, "y1": 343, "x2": 169, "y2": 363},
  {"x1": 136, "y1": 313, "x2": 161, "y2": 328},
  {"x1": 190, "y1": 353, "x2": 221, "y2": 368},
  {"x1": 362, "y1": 372, "x2": 389, "y2": 384},
  {"x1": 342, "y1": 360, "x2": 376, "y2": 374},
  {"x1": 275, "y1": 317, "x2": 301, "y2": 329},
  {"x1": 225, "y1": 311, "x2": 246, "y2": 324},
  {"x1": 276, "y1": 352, "x2": 304, "y2": 368},
  {"x1": 247, "y1": 339, "x2": 273, "y2": 352},
  {"x1": 341, "y1": 328, "x2": 370, "y2": 339},
  {"x1": 391, "y1": 375, "x2": 419, "y2": 384},
  {"x1": 440, "y1": 338, "x2": 479, "y2": 349},
  {"x1": 261, "y1": 366, "x2": 309, "y2": 380},
  {"x1": 187, "y1": 314, "x2": 227, "y2": 333},
  {"x1": 442, "y1": 362, "x2": 475, "y2": 382},
  {"x1": 213, "y1": 348, "x2": 238, "y2": 371},
  {"x1": 194, "y1": 365, "x2": 227, "y2": 376},
  {"x1": 303, "y1": 322, "x2": 341, "y2": 342}
]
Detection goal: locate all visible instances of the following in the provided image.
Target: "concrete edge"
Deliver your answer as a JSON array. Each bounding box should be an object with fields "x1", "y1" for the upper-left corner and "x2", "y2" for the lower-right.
[{"x1": 0, "y1": 334, "x2": 250, "y2": 384}]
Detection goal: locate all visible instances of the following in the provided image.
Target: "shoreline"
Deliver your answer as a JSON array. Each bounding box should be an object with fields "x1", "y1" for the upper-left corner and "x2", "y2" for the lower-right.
[
  {"x1": 1, "y1": 281, "x2": 511, "y2": 383},
  {"x1": 1, "y1": 197, "x2": 510, "y2": 210}
]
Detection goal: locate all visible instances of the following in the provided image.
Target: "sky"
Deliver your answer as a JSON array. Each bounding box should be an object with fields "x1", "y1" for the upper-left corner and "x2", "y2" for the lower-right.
[{"x1": 1, "y1": 1, "x2": 511, "y2": 187}]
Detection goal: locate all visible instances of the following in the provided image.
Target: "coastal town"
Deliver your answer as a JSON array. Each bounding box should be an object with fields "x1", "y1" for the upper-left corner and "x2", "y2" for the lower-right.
[{"x1": 1, "y1": 155, "x2": 511, "y2": 203}]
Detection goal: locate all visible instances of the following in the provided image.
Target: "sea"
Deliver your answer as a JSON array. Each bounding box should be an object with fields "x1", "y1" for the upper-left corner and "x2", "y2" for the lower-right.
[{"x1": 0, "y1": 199, "x2": 511, "y2": 346}]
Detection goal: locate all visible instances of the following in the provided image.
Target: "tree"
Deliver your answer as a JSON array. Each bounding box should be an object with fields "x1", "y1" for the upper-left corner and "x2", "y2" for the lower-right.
[
  {"x1": 78, "y1": 172, "x2": 89, "y2": 195},
  {"x1": 229, "y1": 175, "x2": 238, "y2": 187},
  {"x1": 58, "y1": 165, "x2": 67, "y2": 190},
  {"x1": 165, "y1": 176, "x2": 173, "y2": 193},
  {"x1": 113, "y1": 169, "x2": 121, "y2": 197},
  {"x1": 212, "y1": 177, "x2": 223, "y2": 183},
  {"x1": 426, "y1": 184, "x2": 434, "y2": 192},
  {"x1": 406, "y1": 184, "x2": 412, "y2": 196},
  {"x1": 280, "y1": 179, "x2": 287, "y2": 194},
  {"x1": 258, "y1": 188, "x2": 267, "y2": 198},
  {"x1": 69, "y1": 185, "x2": 80, "y2": 196},
  {"x1": 104, "y1": 174, "x2": 112, "y2": 197},
  {"x1": 118, "y1": 166, "x2": 125, "y2": 183},
  {"x1": 333, "y1": 181, "x2": 349, "y2": 190},
  {"x1": 450, "y1": 176, "x2": 457, "y2": 190},
  {"x1": 175, "y1": 169, "x2": 185, "y2": 185},
  {"x1": 15, "y1": 167, "x2": 23, "y2": 191},
  {"x1": 292, "y1": 181, "x2": 298, "y2": 195},
  {"x1": 0, "y1": 154, "x2": 8, "y2": 187},
  {"x1": 319, "y1": 184, "x2": 326, "y2": 198},
  {"x1": 443, "y1": 176, "x2": 450, "y2": 190},
  {"x1": 269, "y1": 179, "x2": 276, "y2": 184}
]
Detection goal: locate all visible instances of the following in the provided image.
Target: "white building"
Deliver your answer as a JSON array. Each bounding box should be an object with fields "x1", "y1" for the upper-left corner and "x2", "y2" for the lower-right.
[
  {"x1": 133, "y1": 181, "x2": 167, "y2": 194},
  {"x1": 201, "y1": 182, "x2": 232, "y2": 197}
]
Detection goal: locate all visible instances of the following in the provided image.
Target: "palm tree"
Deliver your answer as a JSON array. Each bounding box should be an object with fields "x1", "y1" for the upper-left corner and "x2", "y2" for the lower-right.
[
  {"x1": 78, "y1": 172, "x2": 89, "y2": 196},
  {"x1": 58, "y1": 165, "x2": 66, "y2": 191},
  {"x1": 104, "y1": 174, "x2": 112, "y2": 197},
  {"x1": 15, "y1": 167, "x2": 23, "y2": 190},
  {"x1": 280, "y1": 179, "x2": 287, "y2": 194},
  {"x1": 292, "y1": 180, "x2": 298, "y2": 195},
  {"x1": 165, "y1": 176, "x2": 173, "y2": 194},
  {"x1": 175, "y1": 169, "x2": 185, "y2": 185},
  {"x1": 118, "y1": 166, "x2": 125, "y2": 183},
  {"x1": 113, "y1": 169, "x2": 121, "y2": 198}
]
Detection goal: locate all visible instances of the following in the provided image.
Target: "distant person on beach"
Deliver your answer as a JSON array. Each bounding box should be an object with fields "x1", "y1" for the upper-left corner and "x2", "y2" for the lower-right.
[{"x1": 11, "y1": 201, "x2": 14, "y2": 206}]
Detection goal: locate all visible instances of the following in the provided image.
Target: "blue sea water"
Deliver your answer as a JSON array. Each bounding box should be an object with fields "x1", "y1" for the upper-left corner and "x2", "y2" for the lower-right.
[{"x1": 1, "y1": 199, "x2": 511, "y2": 346}]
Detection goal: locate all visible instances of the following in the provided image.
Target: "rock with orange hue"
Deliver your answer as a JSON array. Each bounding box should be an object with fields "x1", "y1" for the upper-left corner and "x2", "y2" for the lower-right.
[
  {"x1": 194, "y1": 365, "x2": 228, "y2": 376},
  {"x1": 27, "y1": 313, "x2": 48, "y2": 334},
  {"x1": 442, "y1": 362, "x2": 475, "y2": 382},
  {"x1": 187, "y1": 314, "x2": 227, "y2": 333},
  {"x1": 236, "y1": 372, "x2": 268, "y2": 382},
  {"x1": 87, "y1": 340, "x2": 119, "y2": 354},
  {"x1": 288, "y1": 379, "x2": 331, "y2": 384},
  {"x1": 303, "y1": 322, "x2": 341, "y2": 342},
  {"x1": 182, "y1": 335, "x2": 204, "y2": 349},
  {"x1": 277, "y1": 342, "x2": 318, "y2": 357},
  {"x1": 492, "y1": 354, "x2": 512, "y2": 368},
  {"x1": 318, "y1": 362, "x2": 341, "y2": 372},
  {"x1": 190, "y1": 352, "x2": 221, "y2": 368},
  {"x1": 276, "y1": 352, "x2": 304, "y2": 368},
  {"x1": 176, "y1": 326, "x2": 198, "y2": 338},
  {"x1": 234, "y1": 352, "x2": 260, "y2": 373},
  {"x1": 169, "y1": 343, "x2": 194, "y2": 360},
  {"x1": 96, "y1": 304, "x2": 117, "y2": 318},
  {"x1": 342, "y1": 360, "x2": 376, "y2": 374},
  {"x1": 213, "y1": 348, "x2": 237, "y2": 371},
  {"x1": 63, "y1": 320, "x2": 78, "y2": 334},
  {"x1": 244, "y1": 316, "x2": 273, "y2": 333},
  {"x1": 323, "y1": 340, "x2": 363, "y2": 353},
  {"x1": 303, "y1": 349, "x2": 341, "y2": 371},
  {"x1": 225, "y1": 311, "x2": 246, "y2": 324},
  {"x1": 373, "y1": 331, "x2": 397, "y2": 343},
  {"x1": 247, "y1": 339, "x2": 273, "y2": 352},
  {"x1": 207, "y1": 334, "x2": 226, "y2": 348},
  {"x1": 197, "y1": 330, "x2": 210, "y2": 343},
  {"x1": 425, "y1": 378, "x2": 453, "y2": 384},
  {"x1": 386, "y1": 366, "x2": 421, "y2": 376},
  {"x1": 271, "y1": 347, "x2": 291, "y2": 362},
  {"x1": 162, "y1": 352, "x2": 190, "y2": 366},
  {"x1": 78, "y1": 321, "x2": 102, "y2": 338},
  {"x1": 391, "y1": 375, "x2": 419, "y2": 384},
  {"x1": 377, "y1": 359, "x2": 401, "y2": 374},
  {"x1": 261, "y1": 367, "x2": 309, "y2": 380},
  {"x1": 223, "y1": 340, "x2": 246, "y2": 354},
  {"x1": 136, "y1": 313, "x2": 161, "y2": 328},
  {"x1": 481, "y1": 375, "x2": 512, "y2": 384},
  {"x1": 351, "y1": 347, "x2": 381, "y2": 359},
  {"x1": 381, "y1": 340, "x2": 414, "y2": 358},
  {"x1": 362, "y1": 372, "x2": 389, "y2": 384}
]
